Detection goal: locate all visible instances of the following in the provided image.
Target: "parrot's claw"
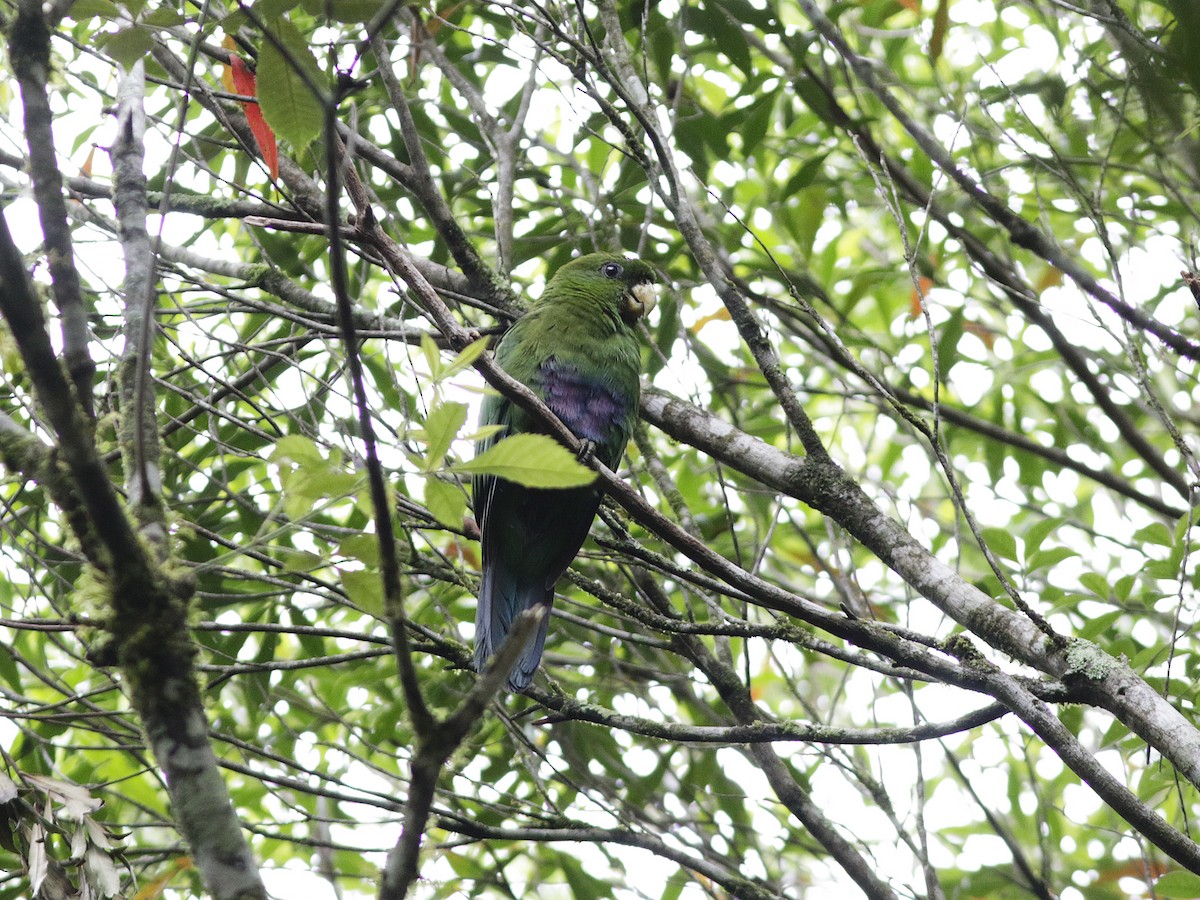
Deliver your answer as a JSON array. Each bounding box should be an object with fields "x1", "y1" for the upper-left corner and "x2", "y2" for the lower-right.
[{"x1": 577, "y1": 439, "x2": 597, "y2": 463}]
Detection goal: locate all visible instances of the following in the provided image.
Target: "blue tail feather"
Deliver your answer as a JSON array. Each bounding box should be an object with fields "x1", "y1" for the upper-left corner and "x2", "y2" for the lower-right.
[{"x1": 474, "y1": 560, "x2": 554, "y2": 691}]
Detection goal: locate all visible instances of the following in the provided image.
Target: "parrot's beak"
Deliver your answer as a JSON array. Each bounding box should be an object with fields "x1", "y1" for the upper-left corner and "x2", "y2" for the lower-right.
[{"x1": 624, "y1": 282, "x2": 658, "y2": 322}]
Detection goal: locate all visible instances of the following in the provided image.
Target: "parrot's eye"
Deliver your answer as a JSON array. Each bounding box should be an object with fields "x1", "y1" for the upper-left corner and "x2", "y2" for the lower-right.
[{"x1": 600, "y1": 262, "x2": 624, "y2": 279}]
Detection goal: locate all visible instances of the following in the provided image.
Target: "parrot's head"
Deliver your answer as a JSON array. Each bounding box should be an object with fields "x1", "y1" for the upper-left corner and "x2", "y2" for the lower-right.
[{"x1": 547, "y1": 253, "x2": 659, "y2": 326}]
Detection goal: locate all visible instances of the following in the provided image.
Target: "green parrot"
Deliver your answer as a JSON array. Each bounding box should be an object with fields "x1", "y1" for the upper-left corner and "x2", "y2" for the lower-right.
[{"x1": 473, "y1": 252, "x2": 658, "y2": 690}]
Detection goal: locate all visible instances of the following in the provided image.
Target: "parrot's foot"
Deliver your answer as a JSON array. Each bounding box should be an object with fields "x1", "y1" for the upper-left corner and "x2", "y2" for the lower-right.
[{"x1": 576, "y1": 439, "x2": 596, "y2": 463}]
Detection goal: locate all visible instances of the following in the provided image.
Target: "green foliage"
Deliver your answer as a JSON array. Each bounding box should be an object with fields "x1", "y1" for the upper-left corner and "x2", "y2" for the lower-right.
[
  {"x1": 2, "y1": 0, "x2": 1200, "y2": 898},
  {"x1": 256, "y1": 17, "x2": 324, "y2": 151},
  {"x1": 453, "y1": 433, "x2": 597, "y2": 488}
]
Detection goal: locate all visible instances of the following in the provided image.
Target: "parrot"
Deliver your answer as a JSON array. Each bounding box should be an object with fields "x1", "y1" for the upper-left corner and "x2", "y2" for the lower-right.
[{"x1": 473, "y1": 252, "x2": 658, "y2": 691}]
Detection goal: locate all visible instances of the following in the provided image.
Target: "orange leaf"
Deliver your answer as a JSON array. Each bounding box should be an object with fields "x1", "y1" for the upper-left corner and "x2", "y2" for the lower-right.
[
  {"x1": 962, "y1": 321, "x2": 996, "y2": 349},
  {"x1": 133, "y1": 856, "x2": 193, "y2": 899},
  {"x1": 424, "y1": 1, "x2": 467, "y2": 37},
  {"x1": 690, "y1": 308, "x2": 732, "y2": 333},
  {"x1": 1095, "y1": 859, "x2": 1170, "y2": 883},
  {"x1": 909, "y1": 275, "x2": 935, "y2": 317},
  {"x1": 930, "y1": 0, "x2": 950, "y2": 65},
  {"x1": 226, "y1": 53, "x2": 279, "y2": 181},
  {"x1": 220, "y1": 35, "x2": 239, "y2": 94},
  {"x1": 444, "y1": 538, "x2": 479, "y2": 569},
  {"x1": 1035, "y1": 265, "x2": 1064, "y2": 293}
]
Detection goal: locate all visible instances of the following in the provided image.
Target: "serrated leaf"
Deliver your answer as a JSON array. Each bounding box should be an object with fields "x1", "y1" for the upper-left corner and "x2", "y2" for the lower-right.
[
  {"x1": 441, "y1": 336, "x2": 491, "y2": 380},
  {"x1": 452, "y1": 433, "x2": 597, "y2": 488},
  {"x1": 423, "y1": 475, "x2": 467, "y2": 528},
  {"x1": 420, "y1": 332, "x2": 443, "y2": 380},
  {"x1": 420, "y1": 401, "x2": 469, "y2": 471},
  {"x1": 257, "y1": 19, "x2": 324, "y2": 151},
  {"x1": 462, "y1": 423, "x2": 504, "y2": 443}
]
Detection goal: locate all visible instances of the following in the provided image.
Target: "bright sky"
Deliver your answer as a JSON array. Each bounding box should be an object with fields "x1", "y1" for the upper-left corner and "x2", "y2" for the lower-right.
[{"x1": 0, "y1": 3, "x2": 1189, "y2": 898}]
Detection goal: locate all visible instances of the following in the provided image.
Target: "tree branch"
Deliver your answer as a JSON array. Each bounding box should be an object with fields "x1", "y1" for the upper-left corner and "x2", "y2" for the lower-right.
[
  {"x1": 0, "y1": 207, "x2": 267, "y2": 900},
  {"x1": 795, "y1": 0, "x2": 1200, "y2": 365},
  {"x1": 640, "y1": 388, "x2": 1200, "y2": 803},
  {"x1": 111, "y1": 60, "x2": 167, "y2": 547},
  {"x1": 9, "y1": 0, "x2": 95, "y2": 417}
]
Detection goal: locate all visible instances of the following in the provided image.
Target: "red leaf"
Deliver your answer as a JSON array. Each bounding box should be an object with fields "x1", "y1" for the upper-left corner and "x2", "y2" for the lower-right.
[{"x1": 227, "y1": 54, "x2": 278, "y2": 181}]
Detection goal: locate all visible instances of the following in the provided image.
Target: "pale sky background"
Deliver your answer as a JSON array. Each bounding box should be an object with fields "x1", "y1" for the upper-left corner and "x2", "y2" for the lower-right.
[{"x1": 0, "y1": 1, "x2": 1191, "y2": 897}]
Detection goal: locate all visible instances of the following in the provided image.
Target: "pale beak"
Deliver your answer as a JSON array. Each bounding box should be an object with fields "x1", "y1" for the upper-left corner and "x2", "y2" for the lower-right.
[{"x1": 623, "y1": 282, "x2": 658, "y2": 322}]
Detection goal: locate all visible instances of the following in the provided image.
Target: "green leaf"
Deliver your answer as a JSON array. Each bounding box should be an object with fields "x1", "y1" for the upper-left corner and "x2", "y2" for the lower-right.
[
  {"x1": 141, "y1": 7, "x2": 186, "y2": 26},
  {"x1": 560, "y1": 856, "x2": 613, "y2": 899},
  {"x1": 300, "y1": 0, "x2": 380, "y2": 22},
  {"x1": 257, "y1": 18, "x2": 324, "y2": 150},
  {"x1": 99, "y1": 26, "x2": 154, "y2": 70},
  {"x1": 784, "y1": 152, "x2": 830, "y2": 195},
  {"x1": 1133, "y1": 522, "x2": 1174, "y2": 547},
  {"x1": 1025, "y1": 516, "x2": 1065, "y2": 554},
  {"x1": 339, "y1": 534, "x2": 380, "y2": 567},
  {"x1": 1114, "y1": 573, "x2": 1137, "y2": 601},
  {"x1": 423, "y1": 475, "x2": 467, "y2": 528},
  {"x1": 1079, "y1": 572, "x2": 1111, "y2": 599},
  {"x1": 420, "y1": 332, "x2": 443, "y2": 380},
  {"x1": 440, "y1": 336, "x2": 491, "y2": 380},
  {"x1": 934, "y1": 307, "x2": 964, "y2": 384},
  {"x1": 452, "y1": 433, "x2": 597, "y2": 488},
  {"x1": 419, "y1": 401, "x2": 469, "y2": 472},
  {"x1": 68, "y1": 0, "x2": 121, "y2": 20},
  {"x1": 1026, "y1": 546, "x2": 1077, "y2": 572},
  {"x1": 981, "y1": 526, "x2": 1018, "y2": 562},
  {"x1": 0, "y1": 644, "x2": 21, "y2": 691},
  {"x1": 253, "y1": 0, "x2": 301, "y2": 18},
  {"x1": 701, "y1": 1, "x2": 753, "y2": 78},
  {"x1": 271, "y1": 547, "x2": 322, "y2": 573},
  {"x1": 340, "y1": 568, "x2": 384, "y2": 618},
  {"x1": 1078, "y1": 609, "x2": 1122, "y2": 640},
  {"x1": 270, "y1": 434, "x2": 324, "y2": 464},
  {"x1": 1156, "y1": 871, "x2": 1200, "y2": 897}
]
